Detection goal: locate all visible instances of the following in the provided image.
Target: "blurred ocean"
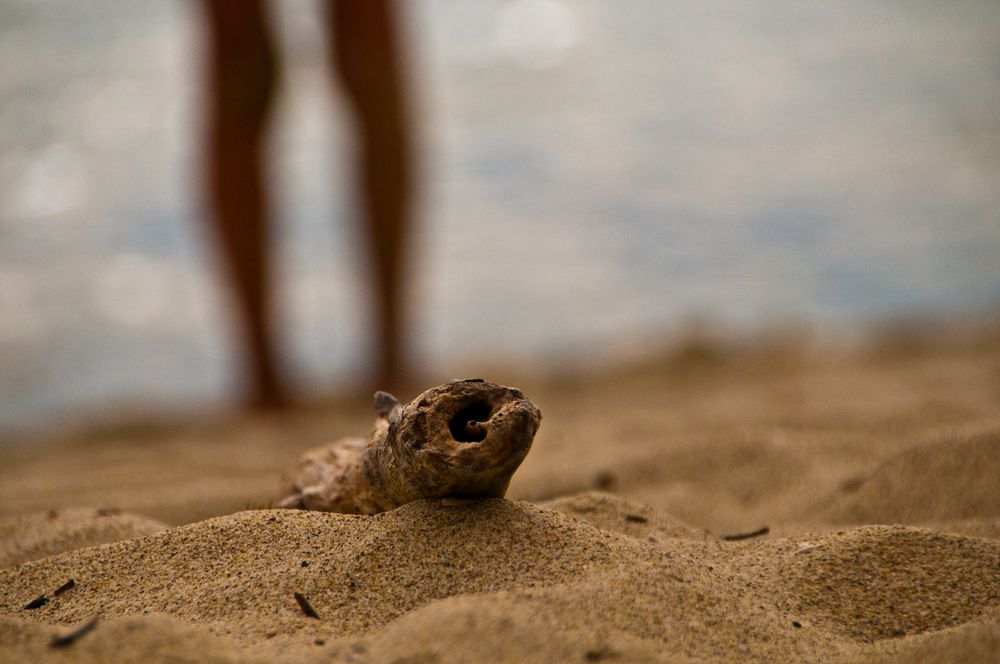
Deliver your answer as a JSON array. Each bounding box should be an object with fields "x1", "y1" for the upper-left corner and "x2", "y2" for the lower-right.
[{"x1": 1, "y1": 0, "x2": 999, "y2": 431}]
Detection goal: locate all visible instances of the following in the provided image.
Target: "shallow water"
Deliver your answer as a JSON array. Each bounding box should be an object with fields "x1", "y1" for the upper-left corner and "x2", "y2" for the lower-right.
[{"x1": 1, "y1": 0, "x2": 999, "y2": 430}]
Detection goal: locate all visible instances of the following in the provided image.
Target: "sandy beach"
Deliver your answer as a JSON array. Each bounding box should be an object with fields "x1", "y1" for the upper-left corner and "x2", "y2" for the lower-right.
[{"x1": 2, "y1": 326, "x2": 999, "y2": 662}]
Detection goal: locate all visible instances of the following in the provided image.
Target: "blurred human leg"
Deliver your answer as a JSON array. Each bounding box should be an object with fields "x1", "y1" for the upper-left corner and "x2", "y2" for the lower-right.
[
  {"x1": 328, "y1": 0, "x2": 415, "y2": 393},
  {"x1": 202, "y1": 0, "x2": 287, "y2": 408}
]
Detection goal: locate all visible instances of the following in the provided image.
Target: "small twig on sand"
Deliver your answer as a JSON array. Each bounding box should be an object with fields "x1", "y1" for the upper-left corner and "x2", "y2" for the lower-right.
[
  {"x1": 50, "y1": 615, "x2": 99, "y2": 648},
  {"x1": 294, "y1": 592, "x2": 320, "y2": 618},
  {"x1": 54, "y1": 579, "x2": 76, "y2": 596},
  {"x1": 24, "y1": 595, "x2": 48, "y2": 610},
  {"x1": 721, "y1": 526, "x2": 770, "y2": 541}
]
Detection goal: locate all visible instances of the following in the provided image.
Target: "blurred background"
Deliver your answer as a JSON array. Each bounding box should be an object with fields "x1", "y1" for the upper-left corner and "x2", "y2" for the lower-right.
[{"x1": 1, "y1": 0, "x2": 999, "y2": 434}]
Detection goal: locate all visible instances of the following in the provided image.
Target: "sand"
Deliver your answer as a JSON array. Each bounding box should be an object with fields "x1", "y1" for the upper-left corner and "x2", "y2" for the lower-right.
[
  {"x1": 2, "y1": 326, "x2": 1000, "y2": 662},
  {"x1": 0, "y1": 509, "x2": 168, "y2": 569}
]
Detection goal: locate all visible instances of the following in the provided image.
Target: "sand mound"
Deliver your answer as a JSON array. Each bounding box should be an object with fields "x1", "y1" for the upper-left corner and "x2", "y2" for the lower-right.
[
  {"x1": 823, "y1": 427, "x2": 1000, "y2": 525},
  {"x1": 0, "y1": 508, "x2": 167, "y2": 569},
  {"x1": 771, "y1": 527, "x2": 1000, "y2": 642},
  {"x1": 857, "y1": 619, "x2": 1000, "y2": 663},
  {"x1": 0, "y1": 614, "x2": 255, "y2": 664},
  {"x1": 0, "y1": 499, "x2": 822, "y2": 661},
  {"x1": 4, "y1": 498, "x2": 1000, "y2": 662},
  {"x1": 339, "y1": 596, "x2": 695, "y2": 664},
  {"x1": 540, "y1": 490, "x2": 711, "y2": 541}
]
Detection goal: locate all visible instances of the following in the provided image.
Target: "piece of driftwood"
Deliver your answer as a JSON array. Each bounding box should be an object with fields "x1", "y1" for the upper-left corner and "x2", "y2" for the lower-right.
[{"x1": 277, "y1": 379, "x2": 541, "y2": 514}]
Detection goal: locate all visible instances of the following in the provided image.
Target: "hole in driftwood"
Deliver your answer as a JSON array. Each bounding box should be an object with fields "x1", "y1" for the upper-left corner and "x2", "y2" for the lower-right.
[{"x1": 448, "y1": 401, "x2": 492, "y2": 442}]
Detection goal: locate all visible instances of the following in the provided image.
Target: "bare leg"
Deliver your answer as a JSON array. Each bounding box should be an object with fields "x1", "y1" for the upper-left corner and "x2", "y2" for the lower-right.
[
  {"x1": 202, "y1": 0, "x2": 288, "y2": 409},
  {"x1": 327, "y1": 0, "x2": 415, "y2": 393}
]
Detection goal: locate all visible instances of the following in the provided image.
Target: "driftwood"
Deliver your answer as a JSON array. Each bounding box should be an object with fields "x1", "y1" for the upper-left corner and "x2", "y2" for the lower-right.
[{"x1": 277, "y1": 379, "x2": 541, "y2": 514}]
